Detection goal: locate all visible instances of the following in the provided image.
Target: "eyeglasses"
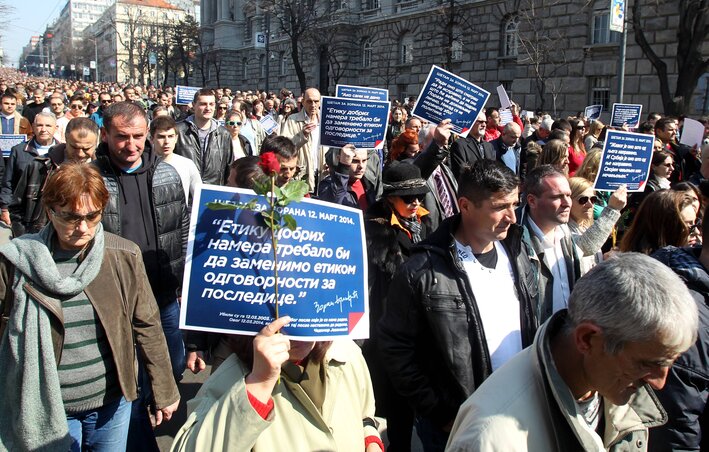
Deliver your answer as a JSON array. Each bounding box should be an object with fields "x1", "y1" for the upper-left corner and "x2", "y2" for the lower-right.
[
  {"x1": 50, "y1": 209, "x2": 102, "y2": 226},
  {"x1": 577, "y1": 196, "x2": 598, "y2": 205},
  {"x1": 400, "y1": 194, "x2": 423, "y2": 204},
  {"x1": 225, "y1": 120, "x2": 242, "y2": 126}
]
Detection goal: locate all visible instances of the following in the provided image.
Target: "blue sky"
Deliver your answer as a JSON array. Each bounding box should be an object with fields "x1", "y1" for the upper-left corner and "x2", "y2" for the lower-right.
[{"x1": 3, "y1": 0, "x2": 64, "y2": 67}]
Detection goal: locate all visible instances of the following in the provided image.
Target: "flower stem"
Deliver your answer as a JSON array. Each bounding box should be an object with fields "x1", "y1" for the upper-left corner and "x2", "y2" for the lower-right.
[{"x1": 270, "y1": 176, "x2": 279, "y2": 320}]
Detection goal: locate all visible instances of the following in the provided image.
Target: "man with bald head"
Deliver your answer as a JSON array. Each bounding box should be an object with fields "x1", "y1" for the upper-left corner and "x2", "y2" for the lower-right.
[
  {"x1": 281, "y1": 87, "x2": 325, "y2": 192},
  {"x1": 492, "y1": 122, "x2": 523, "y2": 176}
]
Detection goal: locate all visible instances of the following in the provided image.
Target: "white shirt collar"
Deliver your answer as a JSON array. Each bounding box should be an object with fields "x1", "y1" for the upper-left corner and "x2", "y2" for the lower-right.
[{"x1": 528, "y1": 215, "x2": 566, "y2": 247}]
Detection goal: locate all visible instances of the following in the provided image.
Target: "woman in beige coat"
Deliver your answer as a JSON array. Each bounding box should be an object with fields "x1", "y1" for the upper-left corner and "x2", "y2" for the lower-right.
[{"x1": 171, "y1": 316, "x2": 383, "y2": 452}]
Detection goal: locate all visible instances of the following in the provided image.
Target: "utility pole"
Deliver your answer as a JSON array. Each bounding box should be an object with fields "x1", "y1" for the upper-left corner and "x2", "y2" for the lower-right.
[
  {"x1": 265, "y1": 11, "x2": 271, "y2": 93},
  {"x1": 612, "y1": 0, "x2": 627, "y2": 103}
]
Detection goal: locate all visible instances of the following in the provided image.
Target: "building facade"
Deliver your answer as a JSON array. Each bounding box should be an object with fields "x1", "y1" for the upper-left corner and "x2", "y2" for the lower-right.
[
  {"x1": 199, "y1": 0, "x2": 709, "y2": 118},
  {"x1": 48, "y1": 0, "x2": 114, "y2": 76},
  {"x1": 89, "y1": 0, "x2": 189, "y2": 84}
]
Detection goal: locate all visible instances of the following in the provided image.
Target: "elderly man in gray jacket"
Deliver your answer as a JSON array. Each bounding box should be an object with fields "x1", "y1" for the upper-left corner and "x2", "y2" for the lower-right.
[{"x1": 447, "y1": 253, "x2": 698, "y2": 451}]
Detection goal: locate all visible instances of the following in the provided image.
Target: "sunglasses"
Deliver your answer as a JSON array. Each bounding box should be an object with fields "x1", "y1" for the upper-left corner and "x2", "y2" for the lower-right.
[
  {"x1": 577, "y1": 196, "x2": 598, "y2": 205},
  {"x1": 100, "y1": 99, "x2": 113, "y2": 104},
  {"x1": 70, "y1": 104, "x2": 84, "y2": 110},
  {"x1": 225, "y1": 120, "x2": 242, "y2": 126},
  {"x1": 218, "y1": 106, "x2": 228, "y2": 110},
  {"x1": 50, "y1": 209, "x2": 102, "y2": 226},
  {"x1": 400, "y1": 194, "x2": 423, "y2": 204}
]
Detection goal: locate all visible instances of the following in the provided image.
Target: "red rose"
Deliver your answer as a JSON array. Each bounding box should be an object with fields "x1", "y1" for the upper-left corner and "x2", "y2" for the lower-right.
[{"x1": 258, "y1": 152, "x2": 281, "y2": 175}]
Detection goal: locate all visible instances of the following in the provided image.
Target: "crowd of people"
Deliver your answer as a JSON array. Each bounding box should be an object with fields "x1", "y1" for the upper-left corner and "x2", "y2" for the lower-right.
[{"x1": 0, "y1": 67, "x2": 708, "y2": 452}]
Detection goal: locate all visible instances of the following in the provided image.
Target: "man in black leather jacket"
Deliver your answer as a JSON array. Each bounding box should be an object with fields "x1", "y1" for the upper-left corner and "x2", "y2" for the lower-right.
[
  {"x1": 174, "y1": 88, "x2": 232, "y2": 185},
  {"x1": 378, "y1": 160, "x2": 539, "y2": 451},
  {"x1": 93, "y1": 101, "x2": 188, "y2": 452}
]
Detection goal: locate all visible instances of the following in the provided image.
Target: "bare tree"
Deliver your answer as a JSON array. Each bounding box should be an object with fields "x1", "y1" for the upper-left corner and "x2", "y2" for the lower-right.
[
  {"x1": 516, "y1": 0, "x2": 581, "y2": 115},
  {"x1": 433, "y1": 0, "x2": 474, "y2": 70},
  {"x1": 153, "y1": 20, "x2": 175, "y2": 87},
  {"x1": 263, "y1": 0, "x2": 321, "y2": 93},
  {"x1": 171, "y1": 15, "x2": 200, "y2": 85},
  {"x1": 306, "y1": 23, "x2": 357, "y2": 94},
  {"x1": 135, "y1": 25, "x2": 157, "y2": 86},
  {"x1": 369, "y1": 36, "x2": 400, "y2": 91},
  {"x1": 632, "y1": 0, "x2": 709, "y2": 115},
  {"x1": 208, "y1": 51, "x2": 225, "y2": 87},
  {"x1": 0, "y1": 2, "x2": 13, "y2": 48},
  {"x1": 113, "y1": 8, "x2": 146, "y2": 83}
]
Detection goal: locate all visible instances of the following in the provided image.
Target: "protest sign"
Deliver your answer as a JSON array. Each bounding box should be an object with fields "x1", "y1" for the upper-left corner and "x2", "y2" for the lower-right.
[
  {"x1": 336, "y1": 84, "x2": 389, "y2": 102},
  {"x1": 593, "y1": 130, "x2": 654, "y2": 192},
  {"x1": 610, "y1": 103, "x2": 643, "y2": 128},
  {"x1": 319, "y1": 96, "x2": 389, "y2": 149},
  {"x1": 260, "y1": 115, "x2": 279, "y2": 135},
  {"x1": 499, "y1": 109, "x2": 513, "y2": 126},
  {"x1": 0, "y1": 134, "x2": 27, "y2": 158},
  {"x1": 175, "y1": 85, "x2": 201, "y2": 105},
  {"x1": 680, "y1": 118, "x2": 704, "y2": 150},
  {"x1": 584, "y1": 105, "x2": 603, "y2": 120},
  {"x1": 496, "y1": 84, "x2": 512, "y2": 109},
  {"x1": 180, "y1": 185, "x2": 369, "y2": 340},
  {"x1": 412, "y1": 65, "x2": 490, "y2": 138}
]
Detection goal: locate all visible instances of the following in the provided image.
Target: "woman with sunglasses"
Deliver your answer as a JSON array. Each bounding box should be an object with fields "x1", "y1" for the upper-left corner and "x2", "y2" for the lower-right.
[
  {"x1": 568, "y1": 177, "x2": 626, "y2": 273},
  {"x1": 225, "y1": 110, "x2": 252, "y2": 160},
  {"x1": 0, "y1": 163, "x2": 179, "y2": 451},
  {"x1": 214, "y1": 97, "x2": 230, "y2": 122},
  {"x1": 363, "y1": 161, "x2": 431, "y2": 451}
]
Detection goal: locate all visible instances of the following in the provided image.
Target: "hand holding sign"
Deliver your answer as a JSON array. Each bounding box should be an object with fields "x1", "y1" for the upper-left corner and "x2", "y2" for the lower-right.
[
  {"x1": 608, "y1": 184, "x2": 628, "y2": 210},
  {"x1": 433, "y1": 119, "x2": 453, "y2": 147},
  {"x1": 246, "y1": 316, "x2": 293, "y2": 403},
  {"x1": 510, "y1": 102, "x2": 520, "y2": 117}
]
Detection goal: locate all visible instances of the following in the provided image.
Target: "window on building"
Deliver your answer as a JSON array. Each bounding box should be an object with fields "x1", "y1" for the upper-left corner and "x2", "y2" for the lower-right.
[
  {"x1": 503, "y1": 15, "x2": 519, "y2": 57},
  {"x1": 362, "y1": 0, "x2": 379, "y2": 9},
  {"x1": 590, "y1": 76, "x2": 611, "y2": 110},
  {"x1": 362, "y1": 39, "x2": 372, "y2": 67},
  {"x1": 260, "y1": 54, "x2": 266, "y2": 78},
  {"x1": 280, "y1": 52, "x2": 288, "y2": 75},
  {"x1": 242, "y1": 58, "x2": 248, "y2": 79},
  {"x1": 399, "y1": 33, "x2": 413, "y2": 65},
  {"x1": 592, "y1": 13, "x2": 621, "y2": 44},
  {"x1": 245, "y1": 17, "x2": 253, "y2": 41},
  {"x1": 451, "y1": 39, "x2": 463, "y2": 61}
]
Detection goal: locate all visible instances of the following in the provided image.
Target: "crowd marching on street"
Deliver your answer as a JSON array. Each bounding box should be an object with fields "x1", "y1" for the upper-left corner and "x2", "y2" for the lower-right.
[{"x1": 0, "y1": 66, "x2": 708, "y2": 452}]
